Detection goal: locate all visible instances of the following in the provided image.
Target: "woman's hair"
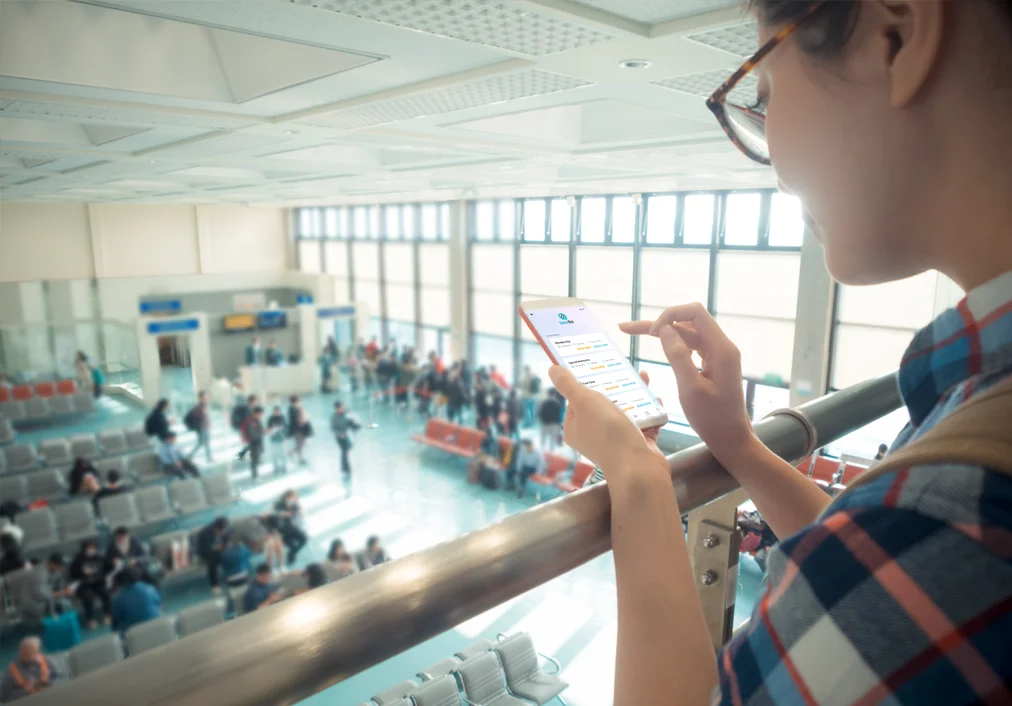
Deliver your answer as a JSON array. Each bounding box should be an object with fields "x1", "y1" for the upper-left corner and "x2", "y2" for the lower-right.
[
  {"x1": 305, "y1": 563, "x2": 329, "y2": 589},
  {"x1": 749, "y1": 0, "x2": 1012, "y2": 59},
  {"x1": 327, "y1": 539, "x2": 345, "y2": 562},
  {"x1": 0, "y1": 533, "x2": 21, "y2": 554},
  {"x1": 156, "y1": 398, "x2": 169, "y2": 411}
]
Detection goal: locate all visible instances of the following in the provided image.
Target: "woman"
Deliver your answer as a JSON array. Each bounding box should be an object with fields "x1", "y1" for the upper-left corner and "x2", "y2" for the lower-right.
[
  {"x1": 144, "y1": 398, "x2": 171, "y2": 442},
  {"x1": 69, "y1": 540, "x2": 112, "y2": 629},
  {"x1": 74, "y1": 351, "x2": 93, "y2": 396},
  {"x1": 287, "y1": 397, "x2": 310, "y2": 466},
  {"x1": 325, "y1": 539, "x2": 358, "y2": 579},
  {"x1": 550, "y1": 2, "x2": 1012, "y2": 703},
  {"x1": 272, "y1": 490, "x2": 308, "y2": 566},
  {"x1": 304, "y1": 563, "x2": 329, "y2": 591},
  {"x1": 68, "y1": 457, "x2": 99, "y2": 496}
]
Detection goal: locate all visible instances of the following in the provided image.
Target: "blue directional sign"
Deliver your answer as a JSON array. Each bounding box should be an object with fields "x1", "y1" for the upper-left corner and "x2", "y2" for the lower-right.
[
  {"x1": 140, "y1": 300, "x2": 181, "y2": 314},
  {"x1": 317, "y1": 305, "x2": 357, "y2": 319},
  {"x1": 296, "y1": 294, "x2": 314, "y2": 304},
  {"x1": 146, "y1": 318, "x2": 199, "y2": 335}
]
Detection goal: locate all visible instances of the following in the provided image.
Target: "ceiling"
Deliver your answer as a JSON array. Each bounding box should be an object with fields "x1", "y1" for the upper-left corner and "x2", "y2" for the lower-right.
[{"x1": 0, "y1": 0, "x2": 774, "y2": 206}]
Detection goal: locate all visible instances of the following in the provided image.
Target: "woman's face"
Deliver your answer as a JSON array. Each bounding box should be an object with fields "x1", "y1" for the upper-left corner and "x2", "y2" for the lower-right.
[{"x1": 758, "y1": 10, "x2": 935, "y2": 285}]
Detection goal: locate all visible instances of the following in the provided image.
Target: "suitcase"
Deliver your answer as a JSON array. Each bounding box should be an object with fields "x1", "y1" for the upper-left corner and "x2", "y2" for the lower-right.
[{"x1": 43, "y1": 611, "x2": 81, "y2": 651}]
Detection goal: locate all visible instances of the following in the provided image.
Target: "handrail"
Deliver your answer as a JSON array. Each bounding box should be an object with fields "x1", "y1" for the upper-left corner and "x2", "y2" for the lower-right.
[{"x1": 32, "y1": 373, "x2": 902, "y2": 706}]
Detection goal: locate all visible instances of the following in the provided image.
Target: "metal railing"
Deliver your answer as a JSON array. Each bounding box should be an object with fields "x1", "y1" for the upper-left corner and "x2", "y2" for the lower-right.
[{"x1": 31, "y1": 373, "x2": 902, "y2": 706}]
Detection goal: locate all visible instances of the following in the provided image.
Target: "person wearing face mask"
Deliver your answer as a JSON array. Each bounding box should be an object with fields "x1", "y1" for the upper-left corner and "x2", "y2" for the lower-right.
[
  {"x1": 548, "y1": 2, "x2": 1012, "y2": 703},
  {"x1": 69, "y1": 540, "x2": 112, "y2": 630}
]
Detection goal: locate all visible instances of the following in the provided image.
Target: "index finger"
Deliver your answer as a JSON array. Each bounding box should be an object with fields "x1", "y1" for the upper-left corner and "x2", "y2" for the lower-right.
[{"x1": 649, "y1": 302, "x2": 728, "y2": 343}]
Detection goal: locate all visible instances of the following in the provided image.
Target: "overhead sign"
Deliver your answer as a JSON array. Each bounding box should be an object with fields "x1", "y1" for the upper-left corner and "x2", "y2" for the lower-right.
[
  {"x1": 317, "y1": 305, "x2": 356, "y2": 319},
  {"x1": 139, "y1": 299, "x2": 181, "y2": 314},
  {"x1": 296, "y1": 294, "x2": 314, "y2": 304},
  {"x1": 147, "y1": 318, "x2": 199, "y2": 335}
]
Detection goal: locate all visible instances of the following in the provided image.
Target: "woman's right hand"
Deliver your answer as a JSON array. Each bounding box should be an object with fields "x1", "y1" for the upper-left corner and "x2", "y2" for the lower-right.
[{"x1": 620, "y1": 303, "x2": 758, "y2": 470}]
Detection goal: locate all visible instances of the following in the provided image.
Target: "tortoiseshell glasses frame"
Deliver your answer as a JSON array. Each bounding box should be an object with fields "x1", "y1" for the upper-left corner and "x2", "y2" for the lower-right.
[{"x1": 706, "y1": 1, "x2": 827, "y2": 165}]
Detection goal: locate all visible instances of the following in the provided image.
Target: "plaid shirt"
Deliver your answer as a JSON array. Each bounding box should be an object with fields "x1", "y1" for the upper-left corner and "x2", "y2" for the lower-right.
[{"x1": 717, "y1": 270, "x2": 1012, "y2": 705}]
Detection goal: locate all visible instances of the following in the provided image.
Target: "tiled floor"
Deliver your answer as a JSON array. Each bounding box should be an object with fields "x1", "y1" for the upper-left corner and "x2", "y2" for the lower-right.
[{"x1": 2, "y1": 368, "x2": 764, "y2": 705}]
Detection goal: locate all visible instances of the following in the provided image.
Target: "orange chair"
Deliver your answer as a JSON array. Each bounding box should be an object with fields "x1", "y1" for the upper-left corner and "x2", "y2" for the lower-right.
[
  {"x1": 810, "y1": 456, "x2": 841, "y2": 486},
  {"x1": 412, "y1": 418, "x2": 458, "y2": 452},
  {"x1": 12, "y1": 385, "x2": 33, "y2": 401},
  {"x1": 56, "y1": 379, "x2": 77, "y2": 395},
  {"x1": 557, "y1": 460, "x2": 595, "y2": 493},
  {"x1": 0, "y1": 385, "x2": 10, "y2": 403},
  {"x1": 795, "y1": 458, "x2": 813, "y2": 475},
  {"x1": 34, "y1": 382, "x2": 55, "y2": 398},
  {"x1": 453, "y1": 428, "x2": 485, "y2": 457},
  {"x1": 529, "y1": 453, "x2": 571, "y2": 488},
  {"x1": 838, "y1": 463, "x2": 867, "y2": 487}
]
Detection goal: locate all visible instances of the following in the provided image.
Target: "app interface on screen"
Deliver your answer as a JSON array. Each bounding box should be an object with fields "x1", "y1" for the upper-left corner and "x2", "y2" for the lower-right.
[{"x1": 527, "y1": 305, "x2": 665, "y2": 423}]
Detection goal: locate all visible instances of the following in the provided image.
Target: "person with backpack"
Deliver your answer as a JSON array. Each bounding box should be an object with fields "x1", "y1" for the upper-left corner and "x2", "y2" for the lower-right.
[
  {"x1": 144, "y1": 399, "x2": 171, "y2": 442},
  {"x1": 330, "y1": 401, "x2": 361, "y2": 481},
  {"x1": 547, "y1": 1, "x2": 1012, "y2": 701},
  {"x1": 184, "y1": 391, "x2": 212, "y2": 462},
  {"x1": 243, "y1": 407, "x2": 266, "y2": 481},
  {"x1": 231, "y1": 394, "x2": 255, "y2": 461}
]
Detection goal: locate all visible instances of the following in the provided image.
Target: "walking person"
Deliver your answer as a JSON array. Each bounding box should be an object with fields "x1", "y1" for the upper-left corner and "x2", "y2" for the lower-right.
[
  {"x1": 232, "y1": 395, "x2": 256, "y2": 461},
  {"x1": 537, "y1": 389, "x2": 564, "y2": 451},
  {"x1": 74, "y1": 351, "x2": 94, "y2": 398},
  {"x1": 144, "y1": 398, "x2": 171, "y2": 442},
  {"x1": 243, "y1": 407, "x2": 265, "y2": 481},
  {"x1": 184, "y1": 391, "x2": 213, "y2": 462},
  {"x1": 287, "y1": 396, "x2": 310, "y2": 466},
  {"x1": 266, "y1": 406, "x2": 288, "y2": 475},
  {"x1": 518, "y1": 365, "x2": 541, "y2": 427},
  {"x1": 330, "y1": 401, "x2": 361, "y2": 482}
]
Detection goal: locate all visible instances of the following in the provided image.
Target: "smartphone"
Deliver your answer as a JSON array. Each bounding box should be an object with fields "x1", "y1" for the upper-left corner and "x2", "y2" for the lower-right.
[{"x1": 519, "y1": 297, "x2": 668, "y2": 430}]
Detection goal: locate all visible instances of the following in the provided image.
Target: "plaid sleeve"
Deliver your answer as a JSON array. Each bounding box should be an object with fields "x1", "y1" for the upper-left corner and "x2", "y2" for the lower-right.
[{"x1": 715, "y1": 465, "x2": 1012, "y2": 706}]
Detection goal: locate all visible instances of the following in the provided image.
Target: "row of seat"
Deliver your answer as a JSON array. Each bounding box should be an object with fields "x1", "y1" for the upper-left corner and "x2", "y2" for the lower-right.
[
  {"x1": 0, "y1": 426, "x2": 153, "y2": 475},
  {"x1": 10, "y1": 473, "x2": 236, "y2": 556},
  {"x1": 0, "y1": 380, "x2": 79, "y2": 402},
  {"x1": 45, "y1": 599, "x2": 228, "y2": 679},
  {"x1": 796, "y1": 456, "x2": 868, "y2": 490},
  {"x1": 149, "y1": 513, "x2": 273, "y2": 585},
  {"x1": 1, "y1": 390, "x2": 95, "y2": 424},
  {"x1": 363, "y1": 633, "x2": 567, "y2": 706},
  {"x1": 0, "y1": 418, "x2": 13, "y2": 445},
  {"x1": 414, "y1": 418, "x2": 595, "y2": 495}
]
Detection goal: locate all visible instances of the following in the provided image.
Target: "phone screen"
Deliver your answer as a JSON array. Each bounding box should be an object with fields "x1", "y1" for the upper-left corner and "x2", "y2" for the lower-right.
[{"x1": 525, "y1": 305, "x2": 666, "y2": 426}]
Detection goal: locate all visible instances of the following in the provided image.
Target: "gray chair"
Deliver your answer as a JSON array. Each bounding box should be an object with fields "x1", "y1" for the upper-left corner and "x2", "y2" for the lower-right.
[
  {"x1": 0, "y1": 418, "x2": 14, "y2": 444},
  {"x1": 24, "y1": 397, "x2": 49, "y2": 420},
  {"x1": 48, "y1": 395, "x2": 76, "y2": 415},
  {"x1": 124, "y1": 426, "x2": 152, "y2": 451},
  {"x1": 151, "y1": 530, "x2": 200, "y2": 581},
  {"x1": 410, "y1": 675, "x2": 464, "y2": 706},
  {"x1": 177, "y1": 598, "x2": 227, "y2": 637},
  {"x1": 456, "y1": 652, "x2": 529, "y2": 706},
  {"x1": 27, "y1": 469, "x2": 67, "y2": 503},
  {"x1": 277, "y1": 572, "x2": 308, "y2": 594},
  {"x1": 455, "y1": 638, "x2": 494, "y2": 661},
  {"x1": 373, "y1": 681, "x2": 418, "y2": 705},
  {"x1": 15, "y1": 507, "x2": 59, "y2": 553},
  {"x1": 69, "y1": 633, "x2": 125, "y2": 677},
  {"x1": 0, "y1": 448, "x2": 5, "y2": 474},
  {"x1": 3, "y1": 565, "x2": 50, "y2": 623},
  {"x1": 136, "y1": 486, "x2": 177, "y2": 524},
  {"x1": 0, "y1": 400, "x2": 25, "y2": 422},
  {"x1": 98, "y1": 429, "x2": 128, "y2": 456},
  {"x1": 232, "y1": 515, "x2": 267, "y2": 547},
  {"x1": 5, "y1": 444, "x2": 39, "y2": 473},
  {"x1": 418, "y1": 658, "x2": 460, "y2": 682},
  {"x1": 96, "y1": 456, "x2": 129, "y2": 484},
  {"x1": 39, "y1": 438, "x2": 72, "y2": 467},
  {"x1": 125, "y1": 615, "x2": 178, "y2": 655},
  {"x1": 170, "y1": 479, "x2": 209, "y2": 516},
  {"x1": 56, "y1": 501, "x2": 99, "y2": 543},
  {"x1": 69, "y1": 433, "x2": 99, "y2": 460},
  {"x1": 201, "y1": 472, "x2": 236, "y2": 507},
  {"x1": 129, "y1": 452, "x2": 163, "y2": 485},
  {"x1": 72, "y1": 391, "x2": 94, "y2": 413},
  {"x1": 99, "y1": 492, "x2": 143, "y2": 530},
  {"x1": 494, "y1": 633, "x2": 568, "y2": 706},
  {"x1": 0, "y1": 475, "x2": 28, "y2": 506}
]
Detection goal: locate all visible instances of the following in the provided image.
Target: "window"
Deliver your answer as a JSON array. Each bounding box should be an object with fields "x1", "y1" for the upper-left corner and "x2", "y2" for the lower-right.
[
  {"x1": 498, "y1": 200, "x2": 516, "y2": 240},
  {"x1": 384, "y1": 205, "x2": 401, "y2": 239},
  {"x1": 645, "y1": 195, "x2": 677, "y2": 244},
  {"x1": 337, "y1": 207, "x2": 349, "y2": 238},
  {"x1": 723, "y1": 193, "x2": 761, "y2": 246},
  {"x1": 476, "y1": 201, "x2": 495, "y2": 241},
  {"x1": 523, "y1": 200, "x2": 546, "y2": 241},
  {"x1": 353, "y1": 207, "x2": 368, "y2": 238},
  {"x1": 769, "y1": 192, "x2": 805, "y2": 247},
  {"x1": 683, "y1": 194, "x2": 714, "y2": 245},
  {"x1": 298, "y1": 209, "x2": 313, "y2": 236},
  {"x1": 751, "y1": 383, "x2": 789, "y2": 422},
  {"x1": 309, "y1": 208, "x2": 323, "y2": 237},
  {"x1": 473, "y1": 334, "x2": 514, "y2": 378},
  {"x1": 580, "y1": 197, "x2": 606, "y2": 243},
  {"x1": 823, "y1": 406, "x2": 911, "y2": 461},
  {"x1": 440, "y1": 203, "x2": 451, "y2": 239},
  {"x1": 611, "y1": 197, "x2": 636, "y2": 243},
  {"x1": 368, "y1": 206, "x2": 381, "y2": 239},
  {"x1": 324, "y1": 208, "x2": 338, "y2": 238},
  {"x1": 402, "y1": 204, "x2": 416, "y2": 239},
  {"x1": 421, "y1": 204, "x2": 438, "y2": 240},
  {"x1": 550, "y1": 199, "x2": 571, "y2": 243},
  {"x1": 298, "y1": 241, "x2": 321, "y2": 272}
]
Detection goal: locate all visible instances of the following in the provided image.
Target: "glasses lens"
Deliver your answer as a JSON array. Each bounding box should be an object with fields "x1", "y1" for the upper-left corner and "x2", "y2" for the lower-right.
[{"x1": 724, "y1": 103, "x2": 769, "y2": 162}]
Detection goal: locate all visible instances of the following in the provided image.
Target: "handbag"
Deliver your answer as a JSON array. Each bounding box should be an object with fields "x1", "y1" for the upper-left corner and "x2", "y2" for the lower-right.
[{"x1": 43, "y1": 610, "x2": 81, "y2": 651}]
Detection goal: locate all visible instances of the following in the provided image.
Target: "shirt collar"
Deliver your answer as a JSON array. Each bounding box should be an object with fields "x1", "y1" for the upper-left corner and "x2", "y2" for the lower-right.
[{"x1": 899, "y1": 270, "x2": 1012, "y2": 426}]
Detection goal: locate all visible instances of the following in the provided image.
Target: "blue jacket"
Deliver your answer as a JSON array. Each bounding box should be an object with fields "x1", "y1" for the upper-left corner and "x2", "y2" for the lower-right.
[{"x1": 112, "y1": 582, "x2": 162, "y2": 634}]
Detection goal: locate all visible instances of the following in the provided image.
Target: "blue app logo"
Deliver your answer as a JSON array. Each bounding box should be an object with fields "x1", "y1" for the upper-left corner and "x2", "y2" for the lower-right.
[{"x1": 558, "y1": 313, "x2": 568, "y2": 321}]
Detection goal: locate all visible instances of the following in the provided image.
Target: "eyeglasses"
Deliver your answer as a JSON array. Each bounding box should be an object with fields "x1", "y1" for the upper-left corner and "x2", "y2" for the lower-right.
[{"x1": 706, "y1": 1, "x2": 826, "y2": 165}]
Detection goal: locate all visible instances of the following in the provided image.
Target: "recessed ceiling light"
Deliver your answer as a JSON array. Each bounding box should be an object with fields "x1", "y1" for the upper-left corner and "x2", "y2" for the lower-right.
[
  {"x1": 148, "y1": 159, "x2": 159, "y2": 164},
  {"x1": 619, "y1": 59, "x2": 651, "y2": 69},
  {"x1": 284, "y1": 130, "x2": 300, "y2": 135}
]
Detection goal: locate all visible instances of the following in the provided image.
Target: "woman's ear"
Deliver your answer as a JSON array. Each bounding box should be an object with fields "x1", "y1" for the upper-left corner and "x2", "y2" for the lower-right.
[{"x1": 875, "y1": 0, "x2": 946, "y2": 107}]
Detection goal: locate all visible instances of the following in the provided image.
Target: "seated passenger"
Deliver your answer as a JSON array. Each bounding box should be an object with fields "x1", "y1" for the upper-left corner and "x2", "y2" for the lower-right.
[
  {"x1": 360, "y1": 535, "x2": 390, "y2": 569},
  {"x1": 511, "y1": 438, "x2": 545, "y2": 499},
  {"x1": 0, "y1": 637, "x2": 64, "y2": 702},
  {"x1": 105, "y1": 526, "x2": 159, "y2": 588},
  {"x1": 326, "y1": 539, "x2": 358, "y2": 579},
  {"x1": 111, "y1": 566, "x2": 162, "y2": 635},
  {"x1": 196, "y1": 516, "x2": 232, "y2": 595},
  {"x1": 68, "y1": 458, "x2": 99, "y2": 496},
  {"x1": 92, "y1": 470, "x2": 130, "y2": 512},
  {"x1": 219, "y1": 538, "x2": 253, "y2": 588},
  {"x1": 45, "y1": 554, "x2": 74, "y2": 615},
  {"x1": 304, "y1": 563, "x2": 329, "y2": 590},
  {"x1": 157, "y1": 432, "x2": 200, "y2": 479},
  {"x1": 243, "y1": 563, "x2": 282, "y2": 613},
  {"x1": 69, "y1": 540, "x2": 112, "y2": 630}
]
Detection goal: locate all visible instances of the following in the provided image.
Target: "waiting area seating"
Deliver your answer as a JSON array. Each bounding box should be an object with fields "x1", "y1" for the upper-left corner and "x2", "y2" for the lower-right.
[
  {"x1": 795, "y1": 456, "x2": 868, "y2": 491},
  {"x1": 0, "y1": 380, "x2": 94, "y2": 424},
  {"x1": 0, "y1": 426, "x2": 154, "y2": 477},
  {"x1": 360, "y1": 632, "x2": 568, "y2": 706}
]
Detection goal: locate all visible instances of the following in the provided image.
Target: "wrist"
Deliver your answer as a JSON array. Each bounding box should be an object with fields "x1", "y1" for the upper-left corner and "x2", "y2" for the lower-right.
[
  {"x1": 610, "y1": 452, "x2": 673, "y2": 497},
  {"x1": 712, "y1": 431, "x2": 764, "y2": 477}
]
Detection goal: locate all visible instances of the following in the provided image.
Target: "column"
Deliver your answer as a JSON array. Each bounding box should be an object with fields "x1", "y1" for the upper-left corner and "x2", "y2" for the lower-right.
[
  {"x1": 447, "y1": 200, "x2": 470, "y2": 361},
  {"x1": 788, "y1": 229, "x2": 835, "y2": 407}
]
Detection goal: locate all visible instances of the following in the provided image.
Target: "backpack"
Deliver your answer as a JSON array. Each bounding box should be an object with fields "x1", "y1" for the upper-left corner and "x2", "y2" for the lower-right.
[
  {"x1": 184, "y1": 406, "x2": 201, "y2": 432},
  {"x1": 91, "y1": 367, "x2": 105, "y2": 386},
  {"x1": 230, "y1": 404, "x2": 248, "y2": 431},
  {"x1": 529, "y1": 376, "x2": 542, "y2": 395},
  {"x1": 144, "y1": 411, "x2": 159, "y2": 437},
  {"x1": 833, "y1": 376, "x2": 1012, "y2": 502}
]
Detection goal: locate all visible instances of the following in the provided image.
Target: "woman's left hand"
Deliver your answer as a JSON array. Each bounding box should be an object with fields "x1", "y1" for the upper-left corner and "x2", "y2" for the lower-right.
[{"x1": 547, "y1": 366, "x2": 668, "y2": 483}]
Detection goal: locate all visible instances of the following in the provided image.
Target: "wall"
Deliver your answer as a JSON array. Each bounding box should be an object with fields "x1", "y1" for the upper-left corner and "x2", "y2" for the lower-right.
[{"x1": 0, "y1": 202, "x2": 95, "y2": 281}]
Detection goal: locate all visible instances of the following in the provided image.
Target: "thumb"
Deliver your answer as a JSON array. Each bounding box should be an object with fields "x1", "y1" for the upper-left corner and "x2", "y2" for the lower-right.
[{"x1": 547, "y1": 365, "x2": 586, "y2": 402}]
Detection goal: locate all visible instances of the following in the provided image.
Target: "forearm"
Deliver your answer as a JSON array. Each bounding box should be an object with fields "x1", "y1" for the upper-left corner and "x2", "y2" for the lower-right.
[
  {"x1": 721, "y1": 436, "x2": 831, "y2": 539},
  {"x1": 610, "y1": 459, "x2": 717, "y2": 706}
]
